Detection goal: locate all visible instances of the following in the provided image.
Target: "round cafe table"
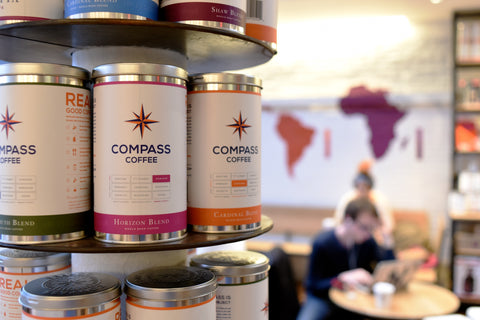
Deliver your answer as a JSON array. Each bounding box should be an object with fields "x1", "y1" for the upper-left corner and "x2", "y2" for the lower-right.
[{"x1": 329, "y1": 281, "x2": 460, "y2": 319}]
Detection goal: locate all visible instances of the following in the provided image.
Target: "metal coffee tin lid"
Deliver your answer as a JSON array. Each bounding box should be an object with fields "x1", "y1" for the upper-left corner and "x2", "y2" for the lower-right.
[
  {"x1": 188, "y1": 72, "x2": 262, "y2": 88},
  {"x1": 0, "y1": 249, "x2": 70, "y2": 269},
  {"x1": 125, "y1": 266, "x2": 216, "y2": 301},
  {"x1": 190, "y1": 251, "x2": 269, "y2": 284},
  {"x1": 20, "y1": 272, "x2": 121, "y2": 310},
  {"x1": 92, "y1": 63, "x2": 188, "y2": 81},
  {"x1": 0, "y1": 63, "x2": 90, "y2": 80}
]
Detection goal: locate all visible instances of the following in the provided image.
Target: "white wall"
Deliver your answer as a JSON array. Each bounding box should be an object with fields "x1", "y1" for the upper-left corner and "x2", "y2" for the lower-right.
[{"x1": 240, "y1": 17, "x2": 454, "y2": 236}]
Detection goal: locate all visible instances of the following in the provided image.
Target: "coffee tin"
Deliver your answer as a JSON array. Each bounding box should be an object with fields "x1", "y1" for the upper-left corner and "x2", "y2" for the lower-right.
[
  {"x1": 160, "y1": 0, "x2": 246, "y2": 34},
  {"x1": 20, "y1": 272, "x2": 121, "y2": 319},
  {"x1": 191, "y1": 250, "x2": 269, "y2": 320},
  {"x1": 65, "y1": 0, "x2": 160, "y2": 20},
  {"x1": 187, "y1": 73, "x2": 262, "y2": 233},
  {"x1": 0, "y1": 63, "x2": 91, "y2": 244},
  {"x1": 0, "y1": 0, "x2": 63, "y2": 25},
  {"x1": 0, "y1": 249, "x2": 71, "y2": 320},
  {"x1": 125, "y1": 266, "x2": 217, "y2": 319},
  {"x1": 92, "y1": 63, "x2": 188, "y2": 244},
  {"x1": 246, "y1": 0, "x2": 278, "y2": 50}
]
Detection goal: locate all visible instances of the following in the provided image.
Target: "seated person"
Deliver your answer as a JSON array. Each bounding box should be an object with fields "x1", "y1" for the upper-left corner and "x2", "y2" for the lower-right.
[
  {"x1": 297, "y1": 198, "x2": 395, "y2": 320},
  {"x1": 334, "y1": 161, "x2": 394, "y2": 245}
]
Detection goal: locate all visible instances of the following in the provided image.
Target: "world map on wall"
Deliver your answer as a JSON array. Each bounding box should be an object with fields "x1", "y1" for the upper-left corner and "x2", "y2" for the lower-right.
[{"x1": 276, "y1": 86, "x2": 407, "y2": 176}]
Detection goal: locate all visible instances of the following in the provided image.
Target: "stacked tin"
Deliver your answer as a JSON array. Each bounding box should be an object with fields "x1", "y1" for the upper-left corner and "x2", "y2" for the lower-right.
[
  {"x1": 125, "y1": 266, "x2": 217, "y2": 319},
  {"x1": 190, "y1": 250, "x2": 270, "y2": 320},
  {"x1": 92, "y1": 63, "x2": 188, "y2": 244},
  {"x1": 0, "y1": 63, "x2": 91, "y2": 244},
  {"x1": 187, "y1": 73, "x2": 263, "y2": 233},
  {"x1": 20, "y1": 272, "x2": 122, "y2": 320},
  {"x1": 0, "y1": 249, "x2": 71, "y2": 319}
]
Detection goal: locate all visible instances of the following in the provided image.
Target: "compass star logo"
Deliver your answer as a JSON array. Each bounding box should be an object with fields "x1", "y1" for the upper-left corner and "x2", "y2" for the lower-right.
[
  {"x1": 227, "y1": 111, "x2": 251, "y2": 140},
  {"x1": 0, "y1": 106, "x2": 22, "y2": 139},
  {"x1": 125, "y1": 104, "x2": 158, "y2": 139}
]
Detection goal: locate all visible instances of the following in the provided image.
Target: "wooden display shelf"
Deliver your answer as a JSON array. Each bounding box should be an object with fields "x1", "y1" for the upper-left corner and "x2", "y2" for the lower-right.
[
  {"x1": 0, "y1": 216, "x2": 273, "y2": 253},
  {"x1": 450, "y1": 211, "x2": 480, "y2": 221},
  {"x1": 0, "y1": 19, "x2": 276, "y2": 73}
]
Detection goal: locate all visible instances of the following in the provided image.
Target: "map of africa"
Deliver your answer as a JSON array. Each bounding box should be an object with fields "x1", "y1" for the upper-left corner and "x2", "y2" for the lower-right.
[{"x1": 276, "y1": 85, "x2": 406, "y2": 176}]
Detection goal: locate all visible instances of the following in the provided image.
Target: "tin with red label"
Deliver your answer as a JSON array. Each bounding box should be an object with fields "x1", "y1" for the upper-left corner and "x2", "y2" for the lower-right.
[
  {"x1": 0, "y1": 249, "x2": 71, "y2": 320},
  {"x1": 187, "y1": 73, "x2": 262, "y2": 233},
  {"x1": 20, "y1": 272, "x2": 121, "y2": 320},
  {"x1": 92, "y1": 63, "x2": 188, "y2": 244},
  {"x1": 161, "y1": 0, "x2": 247, "y2": 34}
]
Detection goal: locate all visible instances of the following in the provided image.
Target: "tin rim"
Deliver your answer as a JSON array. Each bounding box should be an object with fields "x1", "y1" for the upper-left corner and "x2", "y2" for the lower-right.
[
  {"x1": 0, "y1": 249, "x2": 70, "y2": 269},
  {"x1": 92, "y1": 63, "x2": 188, "y2": 81},
  {"x1": 0, "y1": 231, "x2": 86, "y2": 245},
  {"x1": 95, "y1": 230, "x2": 187, "y2": 244},
  {"x1": 171, "y1": 20, "x2": 245, "y2": 34},
  {"x1": 190, "y1": 250, "x2": 269, "y2": 282},
  {"x1": 0, "y1": 63, "x2": 90, "y2": 80},
  {"x1": 188, "y1": 72, "x2": 262, "y2": 88},
  {"x1": 20, "y1": 272, "x2": 122, "y2": 311},
  {"x1": 67, "y1": 12, "x2": 150, "y2": 20},
  {"x1": 125, "y1": 266, "x2": 217, "y2": 304},
  {"x1": 190, "y1": 221, "x2": 262, "y2": 233}
]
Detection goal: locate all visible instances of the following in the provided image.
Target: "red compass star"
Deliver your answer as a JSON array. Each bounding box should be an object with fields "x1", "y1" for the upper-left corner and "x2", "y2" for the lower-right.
[
  {"x1": 125, "y1": 105, "x2": 158, "y2": 139},
  {"x1": 227, "y1": 111, "x2": 251, "y2": 140},
  {"x1": 0, "y1": 106, "x2": 21, "y2": 139}
]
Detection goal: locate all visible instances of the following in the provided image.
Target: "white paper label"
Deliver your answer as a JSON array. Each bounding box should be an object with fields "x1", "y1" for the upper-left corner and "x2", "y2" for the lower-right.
[
  {"x1": 0, "y1": 265, "x2": 71, "y2": 320},
  {"x1": 0, "y1": 85, "x2": 91, "y2": 215},
  {"x1": 126, "y1": 297, "x2": 216, "y2": 320},
  {"x1": 216, "y1": 278, "x2": 268, "y2": 320}
]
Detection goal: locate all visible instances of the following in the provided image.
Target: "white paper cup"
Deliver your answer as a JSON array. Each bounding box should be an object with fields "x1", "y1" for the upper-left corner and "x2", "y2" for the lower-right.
[{"x1": 372, "y1": 282, "x2": 395, "y2": 309}]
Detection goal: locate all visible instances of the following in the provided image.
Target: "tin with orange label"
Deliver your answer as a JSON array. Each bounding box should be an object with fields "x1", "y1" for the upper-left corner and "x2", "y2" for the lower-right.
[{"x1": 187, "y1": 73, "x2": 262, "y2": 233}]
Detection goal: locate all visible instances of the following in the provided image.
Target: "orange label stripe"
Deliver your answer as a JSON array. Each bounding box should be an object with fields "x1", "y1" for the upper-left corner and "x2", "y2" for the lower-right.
[
  {"x1": 23, "y1": 301, "x2": 120, "y2": 320},
  {"x1": 127, "y1": 295, "x2": 215, "y2": 310},
  {"x1": 0, "y1": 265, "x2": 71, "y2": 276},
  {"x1": 188, "y1": 205, "x2": 261, "y2": 226},
  {"x1": 246, "y1": 24, "x2": 277, "y2": 43}
]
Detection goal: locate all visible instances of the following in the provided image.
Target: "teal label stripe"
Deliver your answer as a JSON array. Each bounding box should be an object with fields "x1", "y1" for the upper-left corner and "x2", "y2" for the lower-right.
[{"x1": 0, "y1": 211, "x2": 91, "y2": 235}]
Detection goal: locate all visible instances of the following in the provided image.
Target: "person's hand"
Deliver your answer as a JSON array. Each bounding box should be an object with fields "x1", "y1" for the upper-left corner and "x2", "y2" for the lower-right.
[{"x1": 337, "y1": 268, "x2": 373, "y2": 290}]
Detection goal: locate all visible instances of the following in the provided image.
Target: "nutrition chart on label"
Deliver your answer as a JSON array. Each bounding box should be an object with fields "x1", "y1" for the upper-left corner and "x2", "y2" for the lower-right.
[
  {"x1": 211, "y1": 172, "x2": 258, "y2": 197},
  {"x1": 109, "y1": 175, "x2": 171, "y2": 202},
  {"x1": 0, "y1": 175, "x2": 36, "y2": 202}
]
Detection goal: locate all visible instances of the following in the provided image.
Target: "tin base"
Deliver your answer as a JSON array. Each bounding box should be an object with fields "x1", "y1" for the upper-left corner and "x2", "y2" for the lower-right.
[
  {"x1": 0, "y1": 231, "x2": 86, "y2": 245},
  {"x1": 0, "y1": 19, "x2": 33, "y2": 25},
  {"x1": 191, "y1": 222, "x2": 261, "y2": 233},
  {"x1": 95, "y1": 230, "x2": 187, "y2": 244},
  {"x1": 67, "y1": 12, "x2": 149, "y2": 20},
  {"x1": 175, "y1": 20, "x2": 244, "y2": 34}
]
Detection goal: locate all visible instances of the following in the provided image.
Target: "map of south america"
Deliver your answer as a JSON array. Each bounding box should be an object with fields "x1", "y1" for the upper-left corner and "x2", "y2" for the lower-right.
[
  {"x1": 276, "y1": 114, "x2": 315, "y2": 177},
  {"x1": 340, "y1": 86, "x2": 406, "y2": 158}
]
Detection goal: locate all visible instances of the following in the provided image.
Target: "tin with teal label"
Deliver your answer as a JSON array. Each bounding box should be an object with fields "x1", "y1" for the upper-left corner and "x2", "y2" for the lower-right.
[
  {"x1": 0, "y1": 63, "x2": 91, "y2": 244},
  {"x1": 65, "y1": 0, "x2": 160, "y2": 20}
]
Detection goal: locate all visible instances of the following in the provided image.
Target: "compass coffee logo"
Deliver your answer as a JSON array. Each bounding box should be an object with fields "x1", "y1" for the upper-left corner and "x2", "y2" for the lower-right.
[
  {"x1": 212, "y1": 111, "x2": 258, "y2": 163},
  {"x1": 0, "y1": 106, "x2": 36, "y2": 165},
  {"x1": 110, "y1": 104, "x2": 171, "y2": 164}
]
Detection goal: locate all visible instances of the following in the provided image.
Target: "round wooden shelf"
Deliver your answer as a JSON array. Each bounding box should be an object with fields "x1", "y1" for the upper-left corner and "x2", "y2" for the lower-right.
[
  {"x1": 0, "y1": 216, "x2": 273, "y2": 253},
  {"x1": 0, "y1": 19, "x2": 276, "y2": 73}
]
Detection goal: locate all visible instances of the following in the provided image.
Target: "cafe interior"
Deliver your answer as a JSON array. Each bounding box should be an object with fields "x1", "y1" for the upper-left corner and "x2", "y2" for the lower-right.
[
  {"x1": 238, "y1": 0, "x2": 480, "y2": 319},
  {"x1": 3, "y1": 0, "x2": 480, "y2": 319}
]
